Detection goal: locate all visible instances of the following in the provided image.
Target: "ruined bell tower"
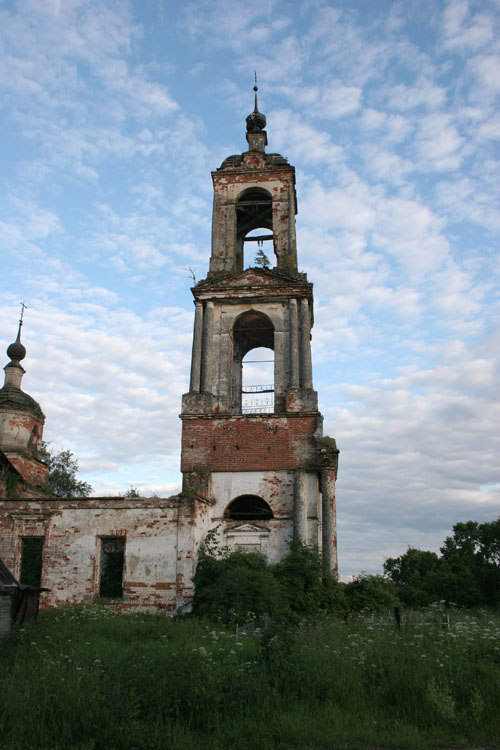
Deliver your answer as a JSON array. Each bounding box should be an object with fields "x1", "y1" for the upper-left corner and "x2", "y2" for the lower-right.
[{"x1": 180, "y1": 86, "x2": 339, "y2": 570}]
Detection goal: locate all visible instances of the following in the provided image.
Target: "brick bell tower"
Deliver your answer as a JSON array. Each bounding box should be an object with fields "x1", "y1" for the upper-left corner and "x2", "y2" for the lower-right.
[{"x1": 180, "y1": 84, "x2": 339, "y2": 570}]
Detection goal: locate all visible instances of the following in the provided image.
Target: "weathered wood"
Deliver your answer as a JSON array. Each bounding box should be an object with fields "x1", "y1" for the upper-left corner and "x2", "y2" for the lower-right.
[{"x1": 0, "y1": 595, "x2": 12, "y2": 639}]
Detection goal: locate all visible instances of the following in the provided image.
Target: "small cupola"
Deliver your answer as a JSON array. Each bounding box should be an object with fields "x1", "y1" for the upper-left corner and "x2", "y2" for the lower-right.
[
  {"x1": 0, "y1": 306, "x2": 48, "y2": 488},
  {"x1": 245, "y1": 75, "x2": 268, "y2": 153}
]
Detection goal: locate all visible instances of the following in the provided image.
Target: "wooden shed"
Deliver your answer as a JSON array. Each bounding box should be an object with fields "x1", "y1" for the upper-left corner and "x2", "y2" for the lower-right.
[
  {"x1": 0, "y1": 557, "x2": 48, "y2": 638},
  {"x1": 0, "y1": 557, "x2": 17, "y2": 639}
]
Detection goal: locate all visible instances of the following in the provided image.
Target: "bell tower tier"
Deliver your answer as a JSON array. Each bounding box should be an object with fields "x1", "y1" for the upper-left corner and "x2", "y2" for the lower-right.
[{"x1": 180, "y1": 86, "x2": 339, "y2": 571}]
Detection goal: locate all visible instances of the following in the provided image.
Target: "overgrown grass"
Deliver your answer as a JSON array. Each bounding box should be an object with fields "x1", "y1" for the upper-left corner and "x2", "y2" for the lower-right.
[{"x1": 1, "y1": 605, "x2": 499, "y2": 749}]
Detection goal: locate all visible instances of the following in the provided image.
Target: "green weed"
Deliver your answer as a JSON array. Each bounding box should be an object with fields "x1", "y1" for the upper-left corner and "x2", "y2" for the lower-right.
[{"x1": 0, "y1": 605, "x2": 499, "y2": 749}]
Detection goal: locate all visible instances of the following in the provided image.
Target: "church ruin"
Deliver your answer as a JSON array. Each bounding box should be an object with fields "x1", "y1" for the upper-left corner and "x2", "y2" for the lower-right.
[{"x1": 0, "y1": 89, "x2": 339, "y2": 612}]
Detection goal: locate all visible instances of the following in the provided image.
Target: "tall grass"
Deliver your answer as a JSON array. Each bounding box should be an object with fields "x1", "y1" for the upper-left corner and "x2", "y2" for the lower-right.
[{"x1": 1, "y1": 605, "x2": 499, "y2": 749}]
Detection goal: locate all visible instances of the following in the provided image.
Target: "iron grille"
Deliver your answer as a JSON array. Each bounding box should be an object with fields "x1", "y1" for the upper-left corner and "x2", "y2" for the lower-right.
[{"x1": 242, "y1": 384, "x2": 274, "y2": 414}]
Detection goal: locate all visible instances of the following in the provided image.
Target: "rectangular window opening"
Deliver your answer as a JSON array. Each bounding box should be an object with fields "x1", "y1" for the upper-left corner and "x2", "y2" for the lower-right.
[
  {"x1": 20, "y1": 537, "x2": 44, "y2": 587},
  {"x1": 99, "y1": 537, "x2": 125, "y2": 598}
]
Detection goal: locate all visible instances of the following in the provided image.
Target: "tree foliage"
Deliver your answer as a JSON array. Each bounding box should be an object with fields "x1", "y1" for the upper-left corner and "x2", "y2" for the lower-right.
[
  {"x1": 192, "y1": 534, "x2": 344, "y2": 624},
  {"x1": 40, "y1": 442, "x2": 92, "y2": 498},
  {"x1": 193, "y1": 547, "x2": 285, "y2": 624},
  {"x1": 384, "y1": 548, "x2": 442, "y2": 607},
  {"x1": 254, "y1": 247, "x2": 270, "y2": 269},
  {"x1": 344, "y1": 573, "x2": 399, "y2": 612},
  {"x1": 384, "y1": 517, "x2": 500, "y2": 607},
  {"x1": 125, "y1": 486, "x2": 140, "y2": 498},
  {"x1": 273, "y1": 539, "x2": 344, "y2": 614}
]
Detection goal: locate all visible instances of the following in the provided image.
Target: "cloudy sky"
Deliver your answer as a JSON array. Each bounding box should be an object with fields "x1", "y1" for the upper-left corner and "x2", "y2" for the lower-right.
[{"x1": 0, "y1": 0, "x2": 498, "y2": 579}]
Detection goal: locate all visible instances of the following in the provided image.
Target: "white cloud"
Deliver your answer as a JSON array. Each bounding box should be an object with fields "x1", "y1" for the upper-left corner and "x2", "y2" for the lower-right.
[
  {"x1": 415, "y1": 114, "x2": 464, "y2": 167},
  {"x1": 292, "y1": 80, "x2": 362, "y2": 120},
  {"x1": 468, "y1": 53, "x2": 500, "y2": 95},
  {"x1": 382, "y1": 78, "x2": 447, "y2": 111},
  {"x1": 270, "y1": 109, "x2": 345, "y2": 167},
  {"x1": 434, "y1": 176, "x2": 500, "y2": 231},
  {"x1": 359, "y1": 144, "x2": 413, "y2": 183},
  {"x1": 359, "y1": 108, "x2": 411, "y2": 143},
  {"x1": 442, "y1": 1, "x2": 495, "y2": 51}
]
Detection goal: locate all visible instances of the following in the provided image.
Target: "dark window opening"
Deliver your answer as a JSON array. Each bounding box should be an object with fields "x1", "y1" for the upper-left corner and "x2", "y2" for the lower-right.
[
  {"x1": 99, "y1": 537, "x2": 125, "y2": 598},
  {"x1": 19, "y1": 537, "x2": 44, "y2": 587},
  {"x1": 225, "y1": 495, "x2": 274, "y2": 521},
  {"x1": 236, "y1": 188, "x2": 273, "y2": 270}
]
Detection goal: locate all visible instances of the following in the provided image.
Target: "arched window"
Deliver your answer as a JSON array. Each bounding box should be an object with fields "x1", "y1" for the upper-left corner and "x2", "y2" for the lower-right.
[
  {"x1": 242, "y1": 347, "x2": 274, "y2": 413},
  {"x1": 232, "y1": 311, "x2": 274, "y2": 414},
  {"x1": 235, "y1": 188, "x2": 274, "y2": 271},
  {"x1": 225, "y1": 495, "x2": 274, "y2": 521}
]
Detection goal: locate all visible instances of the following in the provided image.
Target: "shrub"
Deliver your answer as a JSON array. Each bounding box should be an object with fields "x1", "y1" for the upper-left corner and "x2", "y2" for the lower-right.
[
  {"x1": 192, "y1": 536, "x2": 344, "y2": 624},
  {"x1": 345, "y1": 573, "x2": 399, "y2": 613},
  {"x1": 192, "y1": 548, "x2": 286, "y2": 624},
  {"x1": 274, "y1": 539, "x2": 345, "y2": 615}
]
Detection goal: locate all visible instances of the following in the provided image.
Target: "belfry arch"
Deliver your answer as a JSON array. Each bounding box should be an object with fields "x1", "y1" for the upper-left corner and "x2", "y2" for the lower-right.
[
  {"x1": 235, "y1": 187, "x2": 274, "y2": 270},
  {"x1": 231, "y1": 310, "x2": 274, "y2": 414}
]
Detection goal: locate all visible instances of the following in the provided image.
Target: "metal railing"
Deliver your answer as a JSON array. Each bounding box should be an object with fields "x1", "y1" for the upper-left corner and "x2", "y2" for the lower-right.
[{"x1": 242, "y1": 384, "x2": 274, "y2": 414}]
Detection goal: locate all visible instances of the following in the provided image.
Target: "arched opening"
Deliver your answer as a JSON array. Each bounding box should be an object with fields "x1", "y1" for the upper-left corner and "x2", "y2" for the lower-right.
[
  {"x1": 242, "y1": 347, "x2": 274, "y2": 413},
  {"x1": 225, "y1": 495, "x2": 274, "y2": 521},
  {"x1": 232, "y1": 311, "x2": 274, "y2": 414},
  {"x1": 236, "y1": 188, "x2": 274, "y2": 271}
]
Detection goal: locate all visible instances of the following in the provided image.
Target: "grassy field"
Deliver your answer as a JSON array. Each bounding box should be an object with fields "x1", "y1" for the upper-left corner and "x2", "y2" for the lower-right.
[{"x1": 1, "y1": 605, "x2": 499, "y2": 750}]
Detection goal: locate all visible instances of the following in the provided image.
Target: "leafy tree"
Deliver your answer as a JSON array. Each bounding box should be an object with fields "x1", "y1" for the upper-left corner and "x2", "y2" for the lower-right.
[
  {"x1": 344, "y1": 573, "x2": 399, "y2": 613},
  {"x1": 125, "y1": 486, "x2": 140, "y2": 498},
  {"x1": 384, "y1": 518, "x2": 500, "y2": 608},
  {"x1": 384, "y1": 548, "x2": 442, "y2": 607},
  {"x1": 440, "y1": 519, "x2": 500, "y2": 606},
  {"x1": 273, "y1": 539, "x2": 345, "y2": 615},
  {"x1": 40, "y1": 442, "x2": 92, "y2": 498},
  {"x1": 254, "y1": 247, "x2": 270, "y2": 269},
  {"x1": 193, "y1": 547, "x2": 286, "y2": 624}
]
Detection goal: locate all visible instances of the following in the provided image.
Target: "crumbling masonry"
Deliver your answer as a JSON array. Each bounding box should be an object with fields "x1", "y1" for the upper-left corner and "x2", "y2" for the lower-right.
[{"x1": 0, "y1": 91, "x2": 339, "y2": 612}]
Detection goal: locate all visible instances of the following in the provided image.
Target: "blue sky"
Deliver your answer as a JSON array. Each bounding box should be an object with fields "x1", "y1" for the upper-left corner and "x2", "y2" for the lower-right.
[{"x1": 0, "y1": 0, "x2": 498, "y2": 579}]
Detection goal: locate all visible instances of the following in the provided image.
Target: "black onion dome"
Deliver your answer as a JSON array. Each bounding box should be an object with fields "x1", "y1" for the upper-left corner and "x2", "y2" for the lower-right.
[
  {"x1": 7, "y1": 340, "x2": 26, "y2": 362},
  {"x1": 246, "y1": 85, "x2": 266, "y2": 133},
  {"x1": 6, "y1": 321, "x2": 26, "y2": 362},
  {"x1": 246, "y1": 108, "x2": 266, "y2": 133}
]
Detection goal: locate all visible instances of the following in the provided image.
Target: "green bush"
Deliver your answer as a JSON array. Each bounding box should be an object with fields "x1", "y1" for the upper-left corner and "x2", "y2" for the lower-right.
[
  {"x1": 274, "y1": 539, "x2": 345, "y2": 615},
  {"x1": 192, "y1": 548, "x2": 286, "y2": 624},
  {"x1": 345, "y1": 573, "x2": 399, "y2": 613},
  {"x1": 192, "y1": 536, "x2": 344, "y2": 624}
]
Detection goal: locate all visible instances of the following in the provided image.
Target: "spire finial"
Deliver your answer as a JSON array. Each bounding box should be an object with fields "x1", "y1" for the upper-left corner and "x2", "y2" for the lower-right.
[
  {"x1": 17, "y1": 301, "x2": 27, "y2": 342},
  {"x1": 246, "y1": 73, "x2": 266, "y2": 136},
  {"x1": 6, "y1": 303, "x2": 27, "y2": 363}
]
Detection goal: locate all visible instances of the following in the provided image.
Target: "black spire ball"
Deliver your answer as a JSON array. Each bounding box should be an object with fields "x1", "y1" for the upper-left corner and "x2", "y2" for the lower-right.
[
  {"x1": 7, "y1": 339, "x2": 26, "y2": 362},
  {"x1": 7, "y1": 321, "x2": 26, "y2": 362},
  {"x1": 246, "y1": 75, "x2": 266, "y2": 133}
]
